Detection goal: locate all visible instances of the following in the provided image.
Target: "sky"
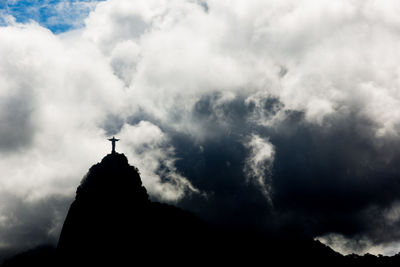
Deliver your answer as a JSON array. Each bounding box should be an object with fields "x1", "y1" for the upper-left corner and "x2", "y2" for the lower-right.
[
  {"x1": 0, "y1": 0, "x2": 104, "y2": 32},
  {"x1": 2, "y1": 0, "x2": 400, "y2": 259}
]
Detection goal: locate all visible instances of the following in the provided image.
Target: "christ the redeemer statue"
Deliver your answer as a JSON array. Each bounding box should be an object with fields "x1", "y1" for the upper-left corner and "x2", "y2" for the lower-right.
[{"x1": 108, "y1": 136, "x2": 120, "y2": 154}]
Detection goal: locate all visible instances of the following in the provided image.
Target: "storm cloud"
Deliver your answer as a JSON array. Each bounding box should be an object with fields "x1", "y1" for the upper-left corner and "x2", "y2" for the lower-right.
[{"x1": 1, "y1": 0, "x2": 400, "y2": 258}]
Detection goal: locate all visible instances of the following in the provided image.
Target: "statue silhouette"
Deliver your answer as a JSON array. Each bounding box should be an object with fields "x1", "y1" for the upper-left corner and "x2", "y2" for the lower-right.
[{"x1": 108, "y1": 136, "x2": 119, "y2": 154}]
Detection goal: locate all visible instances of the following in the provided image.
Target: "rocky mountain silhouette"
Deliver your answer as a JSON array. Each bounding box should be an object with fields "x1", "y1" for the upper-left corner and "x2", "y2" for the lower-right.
[
  {"x1": 57, "y1": 152, "x2": 206, "y2": 266},
  {"x1": 3, "y1": 152, "x2": 400, "y2": 266}
]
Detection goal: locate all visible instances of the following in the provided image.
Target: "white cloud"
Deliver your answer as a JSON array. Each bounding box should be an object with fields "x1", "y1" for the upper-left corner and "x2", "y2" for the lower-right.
[
  {"x1": 316, "y1": 233, "x2": 400, "y2": 256},
  {"x1": 77, "y1": 0, "x2": 400, "y2": 138},
  {"x1": 0, "y1": 22, "x2": 123, "y2": 201},
  {"x1": 118, "y1": 121, "x2": 200, "y2": 201},
  {"x1": 244, "y1": 134, "x2": 275, "y2": 203},
  {"x1": 46, "y1": 0, "x2": 101, "y2": 29}
]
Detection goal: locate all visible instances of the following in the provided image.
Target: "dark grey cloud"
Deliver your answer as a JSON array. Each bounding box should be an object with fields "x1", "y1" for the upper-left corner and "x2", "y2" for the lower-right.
[
  {"x1": 269, "y1": 111, "x2": 400, "y2": 238},
  {"x1": 0, "y1": 193, "x2": 71, "y2": 258},
  {"x1": 124, "y1": 93, "x2": 400, "y2": 246},
  {"x1": 0, "y1": 85, "x2": 35, "y2": 152}
]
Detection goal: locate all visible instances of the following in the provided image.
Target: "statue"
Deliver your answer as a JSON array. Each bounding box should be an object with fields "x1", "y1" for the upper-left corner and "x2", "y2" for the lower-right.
[{"x1": 108, "y1": 136, "x2": 120, "y2": 154}]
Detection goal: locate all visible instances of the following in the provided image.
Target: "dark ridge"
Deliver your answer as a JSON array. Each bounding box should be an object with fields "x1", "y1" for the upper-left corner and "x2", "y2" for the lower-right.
[
  {"x1": 3, "y1": 153, "x2": 400, "y2": 266},
  {"x1": 57, "y1": 153, "x2": 206, "y2": 266},
  {"x1": 1, "y1": 245, "x2": 56, "y2": 267}
]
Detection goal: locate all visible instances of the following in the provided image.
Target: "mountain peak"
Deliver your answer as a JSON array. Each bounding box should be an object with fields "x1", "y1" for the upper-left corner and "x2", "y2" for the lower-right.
[
  {"x1": 57, "y1": 153, "x2": 204, "y2": 265},
  {"x1": 75, "y1": 152, "x2": 148, "y2": 203}
]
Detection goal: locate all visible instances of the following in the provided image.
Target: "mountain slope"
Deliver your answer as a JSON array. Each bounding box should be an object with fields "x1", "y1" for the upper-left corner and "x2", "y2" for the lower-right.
[
  {"x1": 4, "y1": 152, "x2": 400, "y2": 266},
  {"x1": 57, "y1": 152, "x2": 206, "y2": 265}
]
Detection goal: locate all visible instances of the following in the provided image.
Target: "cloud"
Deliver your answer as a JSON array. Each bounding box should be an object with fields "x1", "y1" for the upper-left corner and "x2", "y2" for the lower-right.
[
  {"x1": 118, "y1": 121, "x2": 200, "y2": 201},
  {"x1": 317, "y1": 233, "x2": 400, "y2": 257},
  {"x1": 2, "y1": 0, "x2": 400, "y2": 257},
  {"x1": 0, "y1": 193, "x2": 71, "y2": 256},
  {"x1": 244, "y1": 134, "x2": 275, "y2": 203},
  {"x1": 0, "y1": 21, "x2": 124, "y2": 200}
]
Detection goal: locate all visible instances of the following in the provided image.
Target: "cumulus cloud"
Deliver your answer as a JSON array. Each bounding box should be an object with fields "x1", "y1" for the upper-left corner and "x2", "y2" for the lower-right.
[
  {"x1": 118, "y1": 121, "x2": 199, "y2": 201},
  {"x1": 0, "y1": 20, "x2": 123, "y2": 200},
  {"x1": 2, "y1": 0, "x2": 400, "y2": 258}
]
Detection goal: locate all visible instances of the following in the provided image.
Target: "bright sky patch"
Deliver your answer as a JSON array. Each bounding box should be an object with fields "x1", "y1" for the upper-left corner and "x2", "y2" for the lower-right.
[{"x1": 0, "y1": 0, "x2": 104, "y2": 33}]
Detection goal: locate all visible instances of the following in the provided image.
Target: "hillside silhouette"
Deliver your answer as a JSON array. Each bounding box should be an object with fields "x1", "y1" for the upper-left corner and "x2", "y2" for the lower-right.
[
  {"x1": 3, "y1": 152, "x2": 400, "y2": 266},
  {"x1": 57, "y1": 152, "x2": 206, "y2": 266}
]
